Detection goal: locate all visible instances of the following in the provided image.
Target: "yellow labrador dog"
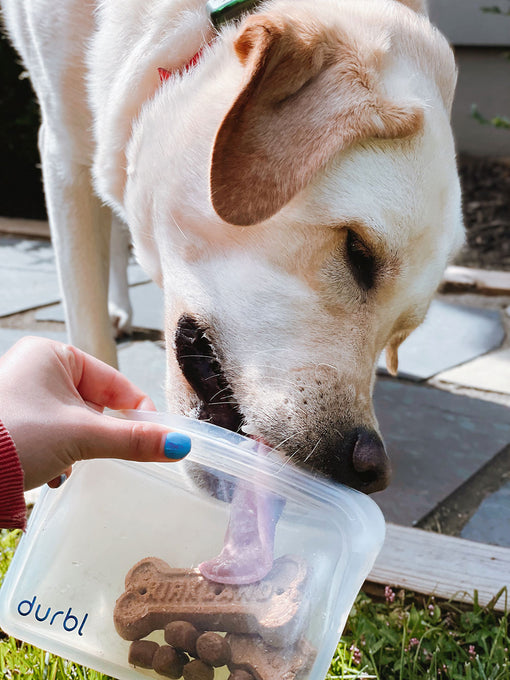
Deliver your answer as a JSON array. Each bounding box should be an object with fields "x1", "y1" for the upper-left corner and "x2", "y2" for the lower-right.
[{"x1": 2, "y1": 0, "x2": 464, "y2": 492}]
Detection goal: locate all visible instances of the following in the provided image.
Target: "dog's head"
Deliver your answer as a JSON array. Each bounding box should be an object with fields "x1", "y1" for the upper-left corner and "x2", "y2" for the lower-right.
[{"x1": 123, "y1": 0, "x2": 464, "y2": 493}]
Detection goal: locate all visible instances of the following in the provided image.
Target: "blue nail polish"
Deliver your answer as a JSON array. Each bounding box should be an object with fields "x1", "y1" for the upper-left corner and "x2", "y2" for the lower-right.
[
  {"x1": 53, "y1": 473, "x2": 67, "y2": 488},
  {"x1": 164, "y1": 432, "x2": 191, "y2": 459}
]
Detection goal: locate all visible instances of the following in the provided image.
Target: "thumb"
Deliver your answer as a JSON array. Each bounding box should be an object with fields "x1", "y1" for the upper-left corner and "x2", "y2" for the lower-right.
[{"x1": 79, "y1": 413, "x2": 192, "y2": 463}]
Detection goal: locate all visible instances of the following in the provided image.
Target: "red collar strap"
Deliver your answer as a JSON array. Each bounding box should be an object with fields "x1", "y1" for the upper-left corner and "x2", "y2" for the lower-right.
[
  {"x1": 158, "y1": 43, "x2": 211, "y2": 82},
  {"x1": 158, "y1": 0, "x2": 265, "y2": 82}
]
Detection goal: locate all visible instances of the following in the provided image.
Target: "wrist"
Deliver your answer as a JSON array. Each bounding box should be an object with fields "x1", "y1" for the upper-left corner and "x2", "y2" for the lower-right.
[{"x1": 0, "y1": 419, "x2": 27, "y2": 530}]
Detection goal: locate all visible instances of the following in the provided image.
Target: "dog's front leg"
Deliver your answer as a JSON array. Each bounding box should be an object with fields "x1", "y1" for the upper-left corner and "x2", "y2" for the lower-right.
[
  {"x1": 39, "y1": 123, "x2": 118, "y2": 367},
  {"x1": 108, "y1": 215, "x2": 133, "y2": 337}
]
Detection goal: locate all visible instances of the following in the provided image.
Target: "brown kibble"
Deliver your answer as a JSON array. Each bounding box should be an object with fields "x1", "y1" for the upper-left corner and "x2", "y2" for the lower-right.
[
  {"x1": 182, "y1": 659, "x2": 214, "y2": 680},
  {"x1": 128, "y1": 640, "x2": 159, "y2": 669},
  {"x1": 196, "y1": 632, "x2": 231, "y2": 667},
  {"x1": 228, "y1": 671, "x2": 254, "y2": 680},
  {"x1": 165, "y1": 620, "x2": 201, "y2": 656},
  {"x1": 153, "y1": 645, "x2": 187, "y2": 679}
]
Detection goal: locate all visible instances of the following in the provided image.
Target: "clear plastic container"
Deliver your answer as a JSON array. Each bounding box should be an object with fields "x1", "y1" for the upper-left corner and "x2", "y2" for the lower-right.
[{"x1": 0, "y1": 411, "x2": 385, "y2": 680}]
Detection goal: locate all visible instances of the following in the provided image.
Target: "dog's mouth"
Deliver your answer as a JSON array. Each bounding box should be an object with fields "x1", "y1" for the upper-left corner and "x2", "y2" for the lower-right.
[
  {"x1": 175, "y1": 314, "x2": 283, "y2": 586},
  {"x1": 174, "y1": 315, "x2": 244, "y2": 433}
]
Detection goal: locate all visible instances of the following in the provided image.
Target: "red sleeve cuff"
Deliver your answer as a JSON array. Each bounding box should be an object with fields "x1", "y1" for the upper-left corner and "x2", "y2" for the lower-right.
[{"x1": 0, "y1": 420, "x2": 26, "y2": 530}]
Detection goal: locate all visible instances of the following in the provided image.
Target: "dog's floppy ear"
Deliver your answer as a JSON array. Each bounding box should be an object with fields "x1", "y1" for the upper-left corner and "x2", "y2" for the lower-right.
[
  {"x1": 210, "y1": 15, "x2": 424, "y2": 226},
  {"x1": 385, "y1": 326, "x2": 415, "y2": 376},
  {"x1": 385, "y1": 335, "x2": 403, "y2": 376}
]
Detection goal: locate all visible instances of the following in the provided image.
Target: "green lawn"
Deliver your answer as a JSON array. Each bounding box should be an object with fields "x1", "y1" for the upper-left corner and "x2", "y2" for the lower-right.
[
  {"x1": 332, "y1": 587, "x2": 509, "y2": 679},
  {"x1": 0, "y1": 529, "x2": 508, "y2": 679}
]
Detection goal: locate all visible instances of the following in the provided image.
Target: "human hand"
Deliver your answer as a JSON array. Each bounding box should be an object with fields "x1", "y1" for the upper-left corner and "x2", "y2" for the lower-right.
[{"x1": 0, "y1": 337, "x2": 191, "y2": 490}]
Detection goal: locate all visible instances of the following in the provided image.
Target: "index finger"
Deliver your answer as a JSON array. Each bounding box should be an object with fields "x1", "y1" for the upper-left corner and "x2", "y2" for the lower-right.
[{"x1": 61, "y1": 344, "x2": 158, "y2": 411}]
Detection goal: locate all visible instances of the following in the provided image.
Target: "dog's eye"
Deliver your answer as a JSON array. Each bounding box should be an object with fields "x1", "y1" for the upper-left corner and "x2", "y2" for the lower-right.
[{"x1": 345, "y1": 229, "x2": 377, "y2": 291}]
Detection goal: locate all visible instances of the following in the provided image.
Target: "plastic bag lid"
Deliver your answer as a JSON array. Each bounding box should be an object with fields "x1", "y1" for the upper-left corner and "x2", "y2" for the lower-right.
[{"x1": 0, "y1": 411, "x2": 385, "y2": 680}]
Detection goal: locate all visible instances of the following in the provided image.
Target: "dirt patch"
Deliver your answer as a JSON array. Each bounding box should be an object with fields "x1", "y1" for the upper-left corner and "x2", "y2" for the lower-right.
[{"x1": 455, "y1": 154, "x2": 510, "y2": 271}]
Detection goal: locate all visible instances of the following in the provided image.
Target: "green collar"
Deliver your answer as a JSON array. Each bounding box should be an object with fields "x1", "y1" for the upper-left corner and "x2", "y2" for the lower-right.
[{"x1": 206, "y1": 0, "x2": 265, "y2": 29}]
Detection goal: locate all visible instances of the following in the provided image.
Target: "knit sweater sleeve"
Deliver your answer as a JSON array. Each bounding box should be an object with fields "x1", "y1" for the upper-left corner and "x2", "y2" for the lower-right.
[{"x1": 0, "y1": 420, "x2": 26, "y2": 530}]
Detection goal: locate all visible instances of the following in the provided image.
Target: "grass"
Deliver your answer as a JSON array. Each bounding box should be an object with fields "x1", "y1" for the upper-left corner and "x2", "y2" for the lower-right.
[
  {"x1": 0, "y1": 530, "x2": 509, "y2": 679},
  {"x1": 328, "y1": 587, "x2": 509, "y2": 680}
]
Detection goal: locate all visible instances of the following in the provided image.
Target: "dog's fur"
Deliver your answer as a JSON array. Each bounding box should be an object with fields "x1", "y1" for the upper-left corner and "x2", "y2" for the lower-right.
[{"x1": 2, "y1": 0, "x2": 464, "y2": 489}]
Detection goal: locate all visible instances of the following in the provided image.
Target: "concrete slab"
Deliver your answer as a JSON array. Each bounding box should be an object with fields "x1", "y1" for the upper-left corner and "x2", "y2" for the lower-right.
[
  {"x1": 436, "y1": 347, "x2": 510, "y2": 395},
  {"x1": 0, "y1": 235, "x2": 55, "y2": 272},
  {"x1": 428, "y1": 0, "x2": 510, "y2": 47},
  {"x1": 461, "y1": 482, "x2": 510, "y2": 548},
  {"x1": 128, "y1": 282, "x2": 164, "y2": 330},
  {"x1": 0, "y1": 235, "x2": 61, "y2": 314},
  {"x1": 0, "y1": 268, "x2": 61, "y2": 316},
  {"x1": 35, "y1": 280, "x2": 161, "y2": 329},
  {"x1": 127, "y1": 262, "x2": 151, "y2": 286},
  {"x1": 118, "y1": 340, "x2": 167, "y2": 411},
  {"x1": 0, "y1": 232, "x2": 148, "y2": 319},
  {"x1": 372, "y1": 378, "x2": 510, "y2": 526},
  {"x1": 0, "y1": 327, "x2": 67, "y2": 356},
  {"x1": 34, "y1": 303, "x2": 66, "y2": 323},
  {"x1": 378, "y1": 300, "x2": 504, "y2": 381},
  {"x1": 0, "y1": 234, "x2": 149, "y2": 281}
]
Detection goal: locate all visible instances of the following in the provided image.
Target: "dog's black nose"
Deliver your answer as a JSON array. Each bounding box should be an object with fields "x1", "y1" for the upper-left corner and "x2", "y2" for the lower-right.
[
  {"x1": 322, "y1": 427, "x2": 391, "y2": 493},
  {"x1": 350, "y1": 428, "x2": 391, "y2": 493}
]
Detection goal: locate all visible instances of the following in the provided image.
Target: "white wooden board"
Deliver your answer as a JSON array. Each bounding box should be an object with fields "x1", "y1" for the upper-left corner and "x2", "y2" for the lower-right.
[
  {"x1": 442, "y1": 265, "x2": 510, "y2": 296},
  {"x1": 369, "y1": 523, "x2": 510, "y2": 611}
]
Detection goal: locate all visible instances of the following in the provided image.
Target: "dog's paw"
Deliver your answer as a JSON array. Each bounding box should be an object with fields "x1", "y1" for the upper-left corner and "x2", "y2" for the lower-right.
[{"x1": 108, "y1": 300, "x2": 133, "y2": 338}]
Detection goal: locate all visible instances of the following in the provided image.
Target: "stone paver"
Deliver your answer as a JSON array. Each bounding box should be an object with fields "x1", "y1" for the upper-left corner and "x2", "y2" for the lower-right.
[
  {"x1": 0, "y1": 234, "x2": 149, "y2": 318},
  {"x1": 34, "y1": 303, "x2": 71, "y2": 323},
  {"x1": 0, "y1": 236, "x2": 61, "y2": 314},
  {"x1": 118, "y1": 340, "x2": 167, "y2": 411},
  {"x1": 126, "y1": 282, "x2": 164, "y2": 331},
  {"x1": 461, "y1": 481, "x2": 510, "y2": 548},
  {"x1": 436, "y1": 346, "x2": 510, "y2": 395},
  {"x1": 372, "y1": 378, "x2": 510, "y2": 526},
  {"x1": 0, "y1": 235, "x2": 55, "y2": 271},
  {"x1": 377, "y1": 299, "x2": 504, "y2": 380},
  {"x1": 0, "y1": 327, "x2": 67, "y2": 355},
  {"x1": 0, "y1": 268, "x2": 61, "y2": 316},
  {"x1": 36, "y1": 281, "x2": 163, "y2": 331},
  {"x1": 0, "y1": 234, "x2": 148, "y2": 282}
]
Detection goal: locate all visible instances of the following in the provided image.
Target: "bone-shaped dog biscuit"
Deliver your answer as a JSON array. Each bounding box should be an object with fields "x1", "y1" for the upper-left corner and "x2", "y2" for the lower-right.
[
  {"x1": 114, "y1": 555, "x2": 307, "y2": 647},
  {"x1": 226, "y1": 634, "x2": 316, "y2": 680}
]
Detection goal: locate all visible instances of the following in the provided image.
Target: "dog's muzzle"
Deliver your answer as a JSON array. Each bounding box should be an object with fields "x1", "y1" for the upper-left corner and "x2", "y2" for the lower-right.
[{"x1": 173, "y1": 315, "x2": 391, "y2": 493}]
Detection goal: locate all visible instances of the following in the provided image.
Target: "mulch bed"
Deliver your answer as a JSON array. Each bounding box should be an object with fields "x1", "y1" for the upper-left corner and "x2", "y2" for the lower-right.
[{"x1": 456, "y1": 154, "x2": 510, "y2": 271}]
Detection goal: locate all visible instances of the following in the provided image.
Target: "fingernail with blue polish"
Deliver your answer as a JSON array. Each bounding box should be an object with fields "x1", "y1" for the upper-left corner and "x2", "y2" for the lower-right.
[{"x1": 164, "y1": 432, "x2": 192, "y2": 459}]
